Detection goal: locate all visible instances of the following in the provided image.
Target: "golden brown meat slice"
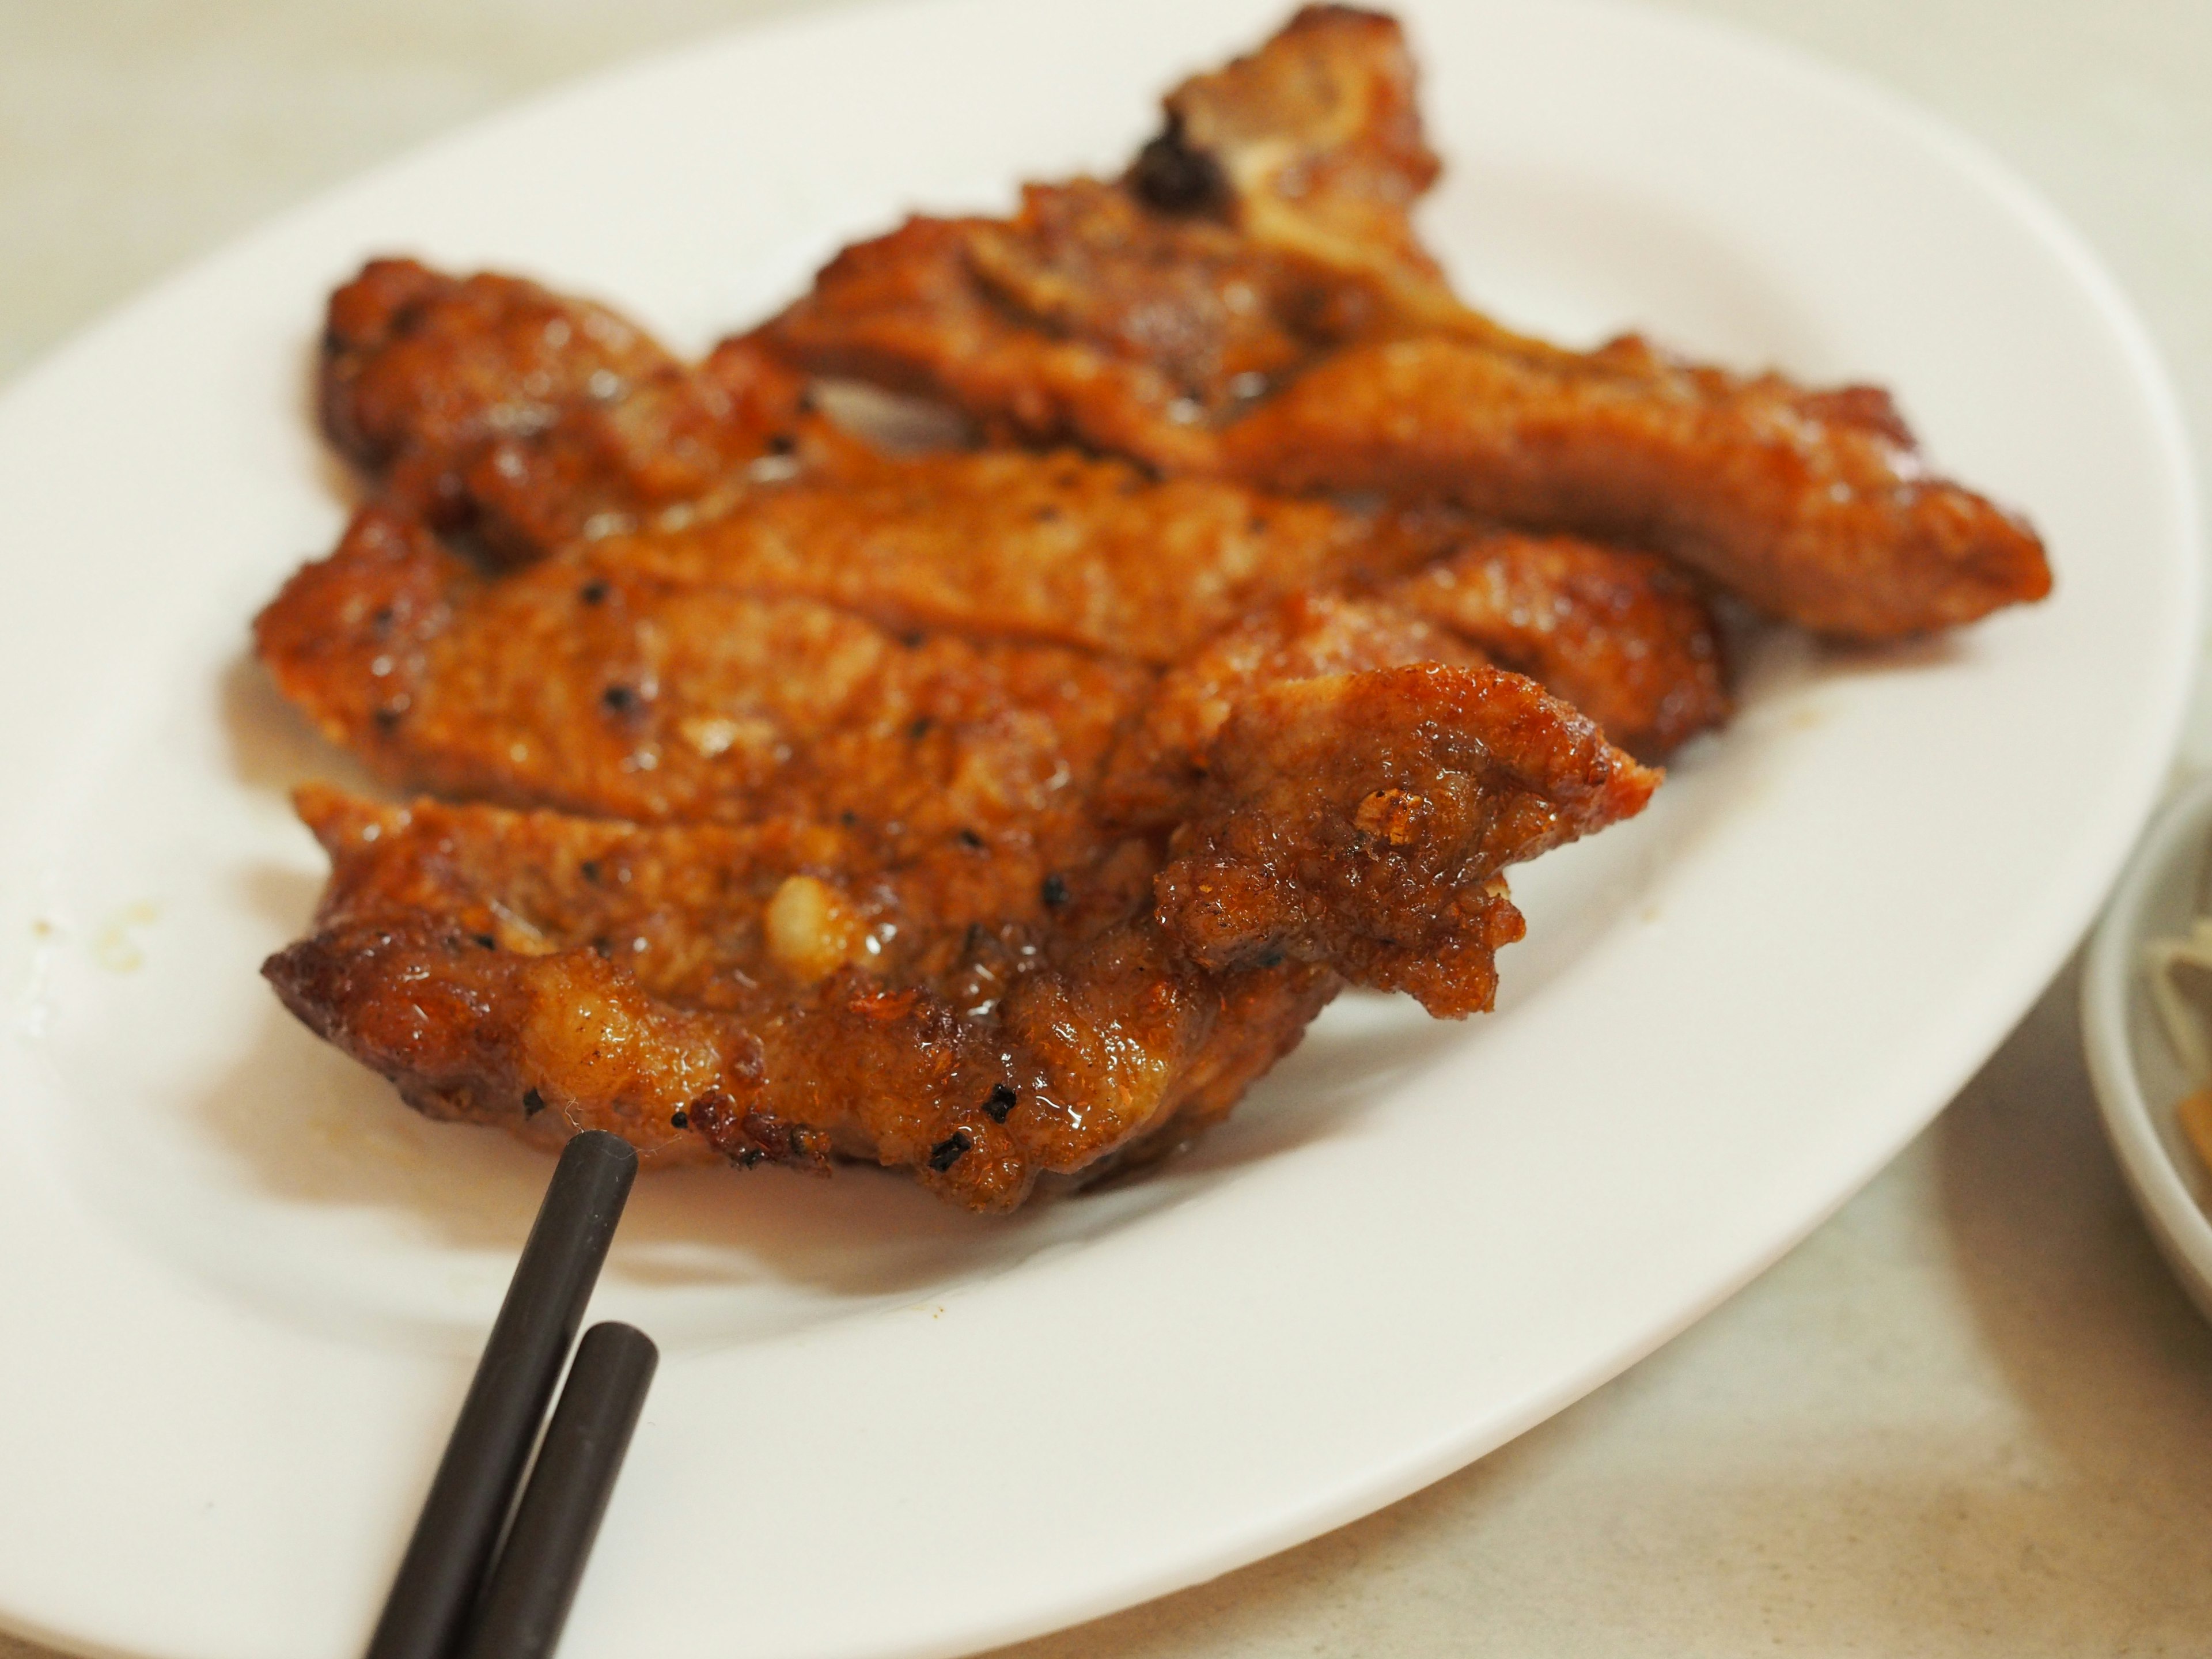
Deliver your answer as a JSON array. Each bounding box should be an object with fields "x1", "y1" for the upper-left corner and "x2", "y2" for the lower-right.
[
  {"x1": 1156, "y1": 662, "x2": 1654, "y2": 1017},
  {"x1": 1380, "y1": 531, "x2": 1728, "y2": 755},
  {"x1": 1222, "y1": 336, "x2": 2051, "y2": 640},
  {"x1": 1127, "y1": 3, "x2": 1450, "y2": 302},
  {"x1": 592, "y1": 447, "x2": 1449, "y2": 663},
  {"x1": 320, "y1": 258, "x2": 855, "y2": 564},
  {"x1": 1099, "y1": 570, "x2": 1707, "y2": 822},
  {"x1": 757, "y1": 6, "x2": 1453, "y2": 474},
  {"x1": 301, "y1": 249, "x2": 1733, "y2": 748},
  {"x1": 590, "y1": 449, "x2": 1726, "y2": 735},
  {"x1": 759, "y1": 7, "x2": 2050, "y2": 639},
  {"x1": 266, "y1": 654, "x2": 1654, "y2": 1209},
  {"x1": 253, "y1": 505, "x2": 1148, "y2": 850},
  {"x1": 753, "y1": 187, "x2": 1350, "y2": 474},
  {"x1": 1099, "y1": 589, "x2": 1481, "y2": 827},
  {"x1": 257, "y1": 468, "x2": 1723, "y2": 838},
  {"x1": 265, "y1": 787, "x2": 1328, "y2": 1209}
]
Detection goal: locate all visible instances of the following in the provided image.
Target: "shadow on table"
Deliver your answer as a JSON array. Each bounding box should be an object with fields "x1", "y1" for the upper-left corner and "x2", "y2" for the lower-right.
[
  {"x1": 1935, "y1": 950, "x2": 2212, "y2": 1488},
  {"x1": 983, "y1": 960, "x2": 2212, "y2": 1659}
]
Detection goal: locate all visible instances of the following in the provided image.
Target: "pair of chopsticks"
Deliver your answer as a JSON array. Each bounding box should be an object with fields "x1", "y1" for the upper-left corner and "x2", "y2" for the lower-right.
[{"x1": 365, "y1": 1131, "x2": 657, "y2": 1659}]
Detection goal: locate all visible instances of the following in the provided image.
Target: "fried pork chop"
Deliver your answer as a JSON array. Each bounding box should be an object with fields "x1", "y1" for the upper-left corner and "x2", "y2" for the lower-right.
[
  {"x1": 321, "y1": 257, "x2": 865, "y2": 566},
  {"x1": 294, "y1": 264, "x2": 1730, "y2": 757},
  {"x1": 268, "y1": 649, "x2": 1654, "y2": 1210},
  {"x1": 263, "y1": 7, "x2": 1980, "y2": 1210},
  {"x1": 260, "y1": 465, "x2": 1660, "y2": 1209},
  {"x1": 255, "y1": 503, "x2": 1152, "y2": 850},
  {"x1": 759, "y1": 5, "x2": 2051, "y2": 640}
]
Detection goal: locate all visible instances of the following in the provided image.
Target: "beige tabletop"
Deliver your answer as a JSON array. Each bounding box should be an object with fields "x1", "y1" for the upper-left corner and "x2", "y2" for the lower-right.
[{"x1": 4, "y1": 1, "x2": 2210, "y2": 1654}]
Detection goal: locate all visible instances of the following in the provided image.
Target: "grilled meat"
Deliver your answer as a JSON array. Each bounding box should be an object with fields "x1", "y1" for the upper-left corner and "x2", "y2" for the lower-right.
[
  {"x1": 268, "y1": 647, "x2": 1653, "y2": 1210},
  {"x1": 759, "y1": 5, "x2": 2050, "y2": 639},
  {"x1": 321, "y1": 257, "x2": 861, "y2": 566},
  {"x1": 255, "y1": 5, "x2": 1977, "y2": 1207}
]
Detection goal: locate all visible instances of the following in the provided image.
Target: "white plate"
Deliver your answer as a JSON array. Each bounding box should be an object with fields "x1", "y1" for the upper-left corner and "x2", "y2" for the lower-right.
[{"x1": 0, "y1": 1, "x2": 2196, "y2": 1656}]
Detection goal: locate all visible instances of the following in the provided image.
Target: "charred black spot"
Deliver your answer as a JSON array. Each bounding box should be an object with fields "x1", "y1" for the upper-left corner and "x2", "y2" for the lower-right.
[
  {"x1": 369, "y1": 604, "x2": 396, "y2": 635},
  {"x1": 579, "y1": 859, "x2": 602, "y2": 885},
  {"x1": 473, "y1": 933, "x2": 497, "y2": 950},
  {"x1": 372, "y1": 706, "x2": 406, "y2": 733},
  {"x1": 522, "y1": 1088, "x2": 546, "y2": 1116},
  {"x1": 1041, "y1": 873, "x2": 1071, "y2": 908},
  {"x1": 839, "y1": 810, "x2": 858, "y2": 827},
  {"x1": 766, "y1": 431, "x2": 797, "y2": 456},
  {"x1": 737, "y1": 1147, "x2": 764, "y2": 1169},
  {"x1": 601, "y1": 683, "x2": 638, "y2": 715},
  {"x1": 1256, "y1": 948, "x2": 1287, "y2": 969},
  {"x1": 909, "y1": 716, "x2": 934, "y2": 741},
  {"x1": 1129, "y1": 115, "x2": 1230, "y2": 217},
  {"x1": 984, "y1": 1083, "x2": 1018, "y2": 1123},
  {"x1": 579, "y1": 579, "x2": 610, "y2": 606},
  {"x1": 389, "y1": 296, "x2": 435, "y2": 339},
  {"x1": 957, "y1": 828, "x2": 986, "y2": 850},
  {"x1": 670, "y1": 1109, "x2": 689, "y2": 1130},
  {"x1": 927, "y1": 1130, "x2": 973, "y2": 1172},
  {"x1": 591, "y1": 936, "x2": 613, "y2": 959}
]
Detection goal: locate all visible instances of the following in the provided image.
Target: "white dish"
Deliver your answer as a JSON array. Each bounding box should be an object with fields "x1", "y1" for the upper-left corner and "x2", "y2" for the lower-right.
[
  {"x1": 0, "y1": 1, "x2": 2196, "y2": 1656},
  {"x1": 2083, "y1": 776, "x2": 2212, "y2": 1324}
]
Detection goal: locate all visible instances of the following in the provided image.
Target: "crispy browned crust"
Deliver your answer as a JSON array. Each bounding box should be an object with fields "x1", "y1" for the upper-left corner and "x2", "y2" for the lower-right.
[
  {"x1": 757, "y1": 7, "x2": 1458, "y2": 472},
  {"x1": 755, "y1": 183, "x2": 1374, "y2": 474},
  {"x1": 266, "y1": 652, "x2": 1653, "y2": 1210},
  {"x1": 256, "y1": 510, "x2": 1672, "y2": 1209},
  {"x1": 306, "y1": 248, "x2": 1731, "y2": 748},
  {"x1": 1223, "y1": 336, "x2": 2052, "y2": 639},
  {"x1": 1134, "y1": 3, "x2": 1447, "y2": 293},
  {"x1": 320, "y1": 258, "x2": 859, "y2": 564},
  {"x1": 1097, "y1": 589, "x2": 1480, "y2": 829},
  {"x1": 1379, "y1": 530, "x2": 1729, "y2": 756},
  {"x1": 586, "y1": 447, "x2": 1446, "y2": 664},
  {"x1": 1157, "y1": 663, "x2": 1653, "y2": 1017},
  {"x1": 757, "y1": 8, "x2": 2050, "y2": 639},
  {"x1": 256, "y1": 475, "x2": 1721, "y2": 840},
  {"x1": 252, "y1": 505, "x2": 1149, "y2": 851}
]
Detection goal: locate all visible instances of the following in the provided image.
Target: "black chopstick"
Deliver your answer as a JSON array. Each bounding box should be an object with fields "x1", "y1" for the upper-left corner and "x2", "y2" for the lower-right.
[
  {"x1": 365, "y1": 1130, "x2": 638, "y2": 1659},
  {"x1": 460, "y1": 1321, "x2": 660, "y2": 1659}
]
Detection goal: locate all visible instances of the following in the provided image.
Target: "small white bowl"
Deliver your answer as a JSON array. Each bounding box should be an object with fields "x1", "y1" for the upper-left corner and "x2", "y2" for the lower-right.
[{"x1": 2083, "y1": 772, "x2": 2212, "y2": 1322}]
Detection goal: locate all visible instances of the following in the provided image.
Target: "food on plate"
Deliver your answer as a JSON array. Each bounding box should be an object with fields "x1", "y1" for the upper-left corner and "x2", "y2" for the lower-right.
[
  {"x1": 321, "y1": 257, "x2": 864, "y2": 566},
  {"x1": 759, "y1": 5, "x2": 1461, "y2": 472},
  {"x1": 258, "y1": 433, "x2": 1725, "y2": 810},
  {"x1": 306, "y1": 255, "x2": 1728, "y2": 749},
  {"x1": 267, "y1": 650, "x2": 1652, "y2": 1209},
  {"x1": 760, "y1": 5, "x2": 2051, "y2": 639},
  {"x1": 256, "y1": 503, "x2": 1154, "y2": 842},
  {"x1": 1381, "y1": 533, "x2": 1724, "y2": 756},
  {"x1": 255, "y1": 4, "x2": 2048, "y2": 1210}
]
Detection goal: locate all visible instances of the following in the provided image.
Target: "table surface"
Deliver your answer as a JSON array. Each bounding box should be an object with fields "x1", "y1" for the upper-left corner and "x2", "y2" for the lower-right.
[{"x1": 3, "y1": 1, "x2": 2210, "y2": 1654}]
